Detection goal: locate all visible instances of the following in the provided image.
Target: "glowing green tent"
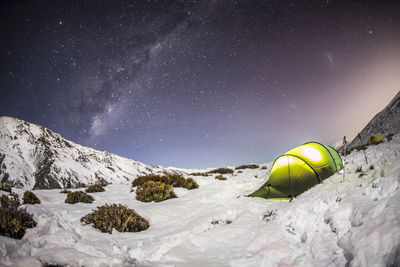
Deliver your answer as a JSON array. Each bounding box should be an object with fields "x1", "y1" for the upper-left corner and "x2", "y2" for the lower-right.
[{"x1": 249, "y1": 142, "x2": 343, "y2": 199}]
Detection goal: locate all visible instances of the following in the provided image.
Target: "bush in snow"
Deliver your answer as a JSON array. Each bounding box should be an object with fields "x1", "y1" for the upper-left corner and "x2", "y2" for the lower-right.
[
  {"x1": 235, "y1": 164, "x2": 259, "y2": 170},
  {"x1": 0, "y1": 181, "x2": 11, "y2": 193},
  {"x1": 190, "y1": 172, "x2": 209, "y2": 176},
  {"x1": 40, "y1": 261, "x2": 67, "y2": 267},
  {"x1": 0, "y1": 193, "x2": 37, "y2": 239},
  {"x1": 215, "y1": 175, "x2": 227, "y2": 180},
  {"x1": 179, "y1": 177, "x2": 198, "y2": 190},
  {"x1": 132, "y1": 174, "x2": 198, "y2": 190},
  {"x1": 60, "y1": 188, "x2": 71, "y2": 194},
  {"x1": 65, "y1": 191, "x2": 94, "y2": 204},
  {"x1": 85, "y1": 184, "x2": 105, "y2": 193},
  {"x1": 81, "y1": 204, "x2": 149, "y2": 234},
  {"x1": 135, "y1": 181, "x2": 177, "y2": 202},
  {"x1": 97, "y1": 177, "x2": 109, "y2": 187},
  {"x1": 23, "y1": 191, "x2": 41, "y2": 205},
  {"x1": 261, "y1": 166, "x2": 267, "y2": 170},
  {"x1": 207, "y1": 168, "x2": 234, "y2": 174},
  {"x1": 367, "y1": 134, "x2": 384, "y2": 145}
]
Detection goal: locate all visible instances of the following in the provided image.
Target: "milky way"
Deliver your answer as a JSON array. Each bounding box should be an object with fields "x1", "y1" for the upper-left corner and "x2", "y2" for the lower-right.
[{"x1": 1, "y1": 1, "x2": 400, "y2": 168}]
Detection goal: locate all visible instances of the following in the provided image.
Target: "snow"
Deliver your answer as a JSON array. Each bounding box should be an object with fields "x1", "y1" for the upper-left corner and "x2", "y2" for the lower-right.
[{"x1": 1, "y1": 135, "x2": 399, "y2": 266}]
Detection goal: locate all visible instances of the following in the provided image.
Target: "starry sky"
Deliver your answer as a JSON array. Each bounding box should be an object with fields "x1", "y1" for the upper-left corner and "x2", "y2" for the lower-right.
[{"x1": 1, "y1": 1, "x2": 400, "y2": 168}]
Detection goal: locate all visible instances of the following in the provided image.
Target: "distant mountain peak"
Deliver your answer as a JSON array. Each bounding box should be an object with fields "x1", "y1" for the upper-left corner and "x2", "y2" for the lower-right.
[{"x1": 0, "y1": 116, "x2": 180, "y2": 189}]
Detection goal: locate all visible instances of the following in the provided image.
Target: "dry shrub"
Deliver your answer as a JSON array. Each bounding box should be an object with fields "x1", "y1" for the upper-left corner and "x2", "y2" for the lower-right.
[
  {"x1": 354, "y1": 144, "x2": 368, "y2": 151},
  {"x1": 261, "y1": 166, "x2": 267, "y2": 170},
  {"x1": 0, "y1": 181, "x2": 11, "y2": 193},
  {"x1": 60, "y1": 188, "x2": 71, "y2": 194},
  {"x1": 215, "y1": 175, "x2": 227, "y2": 180},
  {"x1": 65, "y1": 191, "x2": 94, "y2": 204},
  {"x1": 131, "y1": 175, "x2": 161, "y2": 187},
  {"x1": 135, "y1": 181, "x2": 177, "y2": 202},
  {"x1": 207, "y1": 168, "x2": 234, "y2": 174},
  {"x1": 190, "y1": 172, "x2": 209, "y2": 177},
  {"x1": 367, "y1": 134, "x2": 384, "y2": 145},
  {"x1": 40, "y1": 261, "x2": 66, "y2": 267},
  {"x1": 23, "y1": 191, "x2": 41, "y2": 205},
  {"x1": 97, "y1": 178, "x2": 109, "y2": 187},
  {"x1": 369, "y1": 165, "x2": 375, "y2": 170},
  {"x1": 132, "y1": 174, "x2": 198, "y2": 190},
  {"x1": 85, "y1": 184, "x2": 105, "y2": 193},
  {"x1": 81, "y1": 204, "x2": 149, "y2": 234},
  {"x1": 355, "y1": 166, "x2": 363, "y2": 173},
  {"x1": 183, "y1": 178, "x2": 198, "y2": 190},
  {"x1": 235, "y1": 164, "x2": 259, "y2": 170},
  {"x1": 0, "y1": 193, "x2": 37, "y2": 239}
]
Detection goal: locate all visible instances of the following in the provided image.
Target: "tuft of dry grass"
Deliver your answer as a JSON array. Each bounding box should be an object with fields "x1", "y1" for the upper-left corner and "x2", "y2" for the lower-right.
[
  {"x1": 97, "y1": 178, "x2": 110, "y2": 187},
  {"x1": 235, "y1": 164, "x2": 259, "y2": 170},
  {"x1": 355, "y1": 166, "x2": 363, "y2": 173},
  {"x1": 23, "y1": 191, "x2": 41, "y2": 205},
  {"x1": 207, "y1": 168, "x2": 234, "y2": 174},
  {"x1": 215, "y1": 175, "x2": 227, "y2": 180},
  {"x1": 60, "y1": 188, "x2": 71, "y2": 194},
  {"x1": 0, "y1": 181, "x2": 12, "y2": 193},
  {"x1": 189, "y1": 172, "x2": 209, "y2": 177},
  {"x1": 81, "y1": 204, "x2": 149, "y2": 234},
  {"x1": 85, "y1": 184, "x2": 105, "y2": 193},
  {"x1": 0, "y1": 193, "x2": 37, "y2": 239},
  {"x1": 65, "y1": 191, "x2": 94, "y2": 204},
  {"x1": 132, "y1": 174, "x2": 198, "y2": 190},
  {"x1": 135, "y1": 181, "x2": 177, "y2": 202}
]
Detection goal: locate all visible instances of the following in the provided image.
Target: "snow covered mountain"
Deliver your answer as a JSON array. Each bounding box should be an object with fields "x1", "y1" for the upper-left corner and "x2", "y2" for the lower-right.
[
  {"x1": 348, "y1": 90, "x2": 400, "y2": 148},
  {"x1": 0, "y1": 116, "x2": 180, "y2": 189}
]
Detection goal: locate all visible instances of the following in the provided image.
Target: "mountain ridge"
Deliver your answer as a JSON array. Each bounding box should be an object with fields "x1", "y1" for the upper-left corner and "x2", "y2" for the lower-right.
[
  {"x1": 0, "y1": 116, "x2": 181, "y2": 189},
  {"x1": 348, "y1": 90, "x2": 400, "y2": 148}
]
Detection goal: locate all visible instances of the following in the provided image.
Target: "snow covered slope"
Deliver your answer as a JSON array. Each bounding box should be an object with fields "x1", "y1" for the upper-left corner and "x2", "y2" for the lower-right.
[
  {"x1": 0, "y1": 116, "x2": 180, "y2": 189},
  {"x1": 1, "y1": 135, "x2": 399, "y2": 266},
  {"x1": 348, "y1": 90, "x2": 400, "y2": 148}
]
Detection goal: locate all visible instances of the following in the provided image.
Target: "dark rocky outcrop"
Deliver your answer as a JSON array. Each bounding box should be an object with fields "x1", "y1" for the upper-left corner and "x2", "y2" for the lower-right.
[{"x1": 348, "y1": 91, "x2": 400, "y2": 149}]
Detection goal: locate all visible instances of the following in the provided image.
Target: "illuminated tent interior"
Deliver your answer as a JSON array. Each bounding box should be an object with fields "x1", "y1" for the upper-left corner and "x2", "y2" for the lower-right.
[{"x1": 249, "y1": 142, "x2": 343, "y2": 199}]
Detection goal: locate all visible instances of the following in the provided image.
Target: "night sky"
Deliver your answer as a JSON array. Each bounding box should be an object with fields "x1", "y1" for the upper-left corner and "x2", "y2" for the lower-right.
[{"x1": 1, "y1": 1, "x2": 399, "y2": 168}]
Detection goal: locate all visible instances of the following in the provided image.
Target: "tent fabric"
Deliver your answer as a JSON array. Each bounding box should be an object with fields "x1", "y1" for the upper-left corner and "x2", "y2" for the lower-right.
[
  {"x1": 326, "y1": 145, "x2": 343, "y2": 171},
  {"x1": 249, "y1": 142, "x2": 343, "y2": 199}
]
